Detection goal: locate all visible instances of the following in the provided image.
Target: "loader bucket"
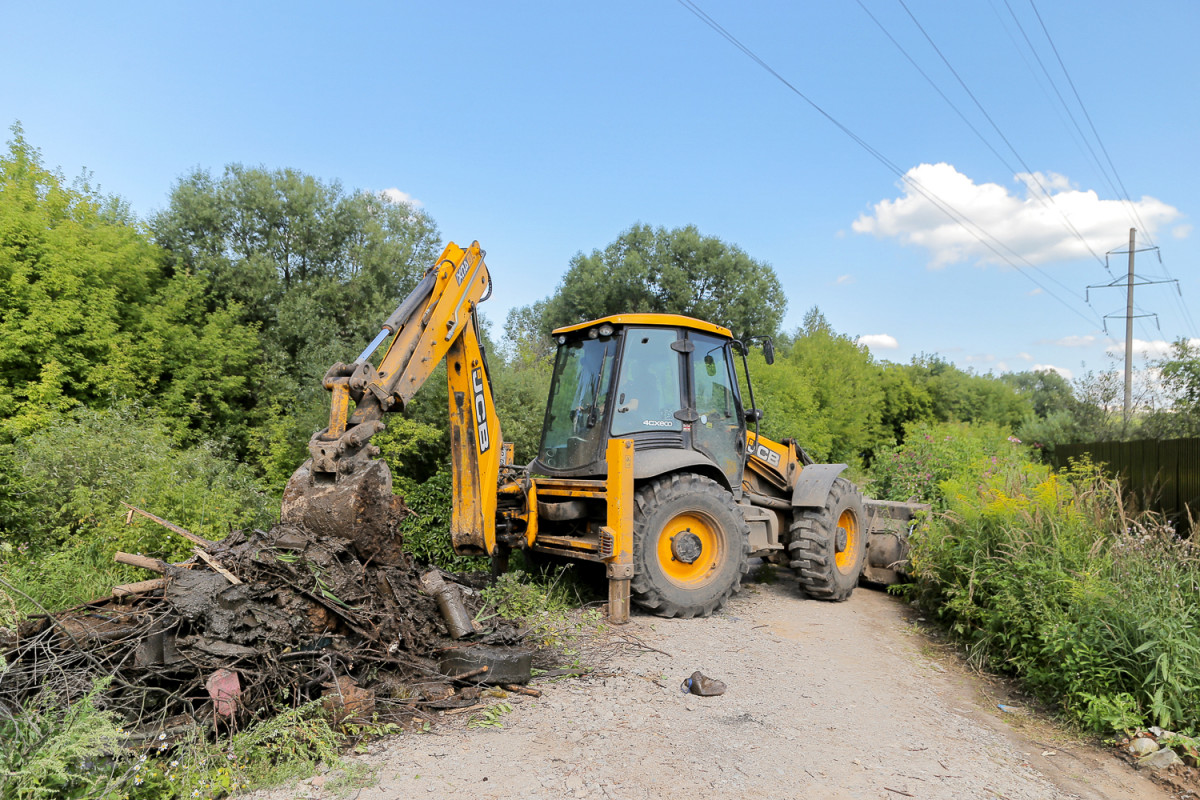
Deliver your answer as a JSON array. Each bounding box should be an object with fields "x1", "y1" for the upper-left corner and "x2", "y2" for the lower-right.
[
  {"x1": 280, "y1": 457, "x2": 409, "y2": 567},
  {"x1": 861, "y1": 499, "x2": 930, "y2": 585}
]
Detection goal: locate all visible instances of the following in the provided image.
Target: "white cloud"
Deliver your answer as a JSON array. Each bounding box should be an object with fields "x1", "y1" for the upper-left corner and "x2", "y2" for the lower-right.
[
  {"x1": 836, "y1": 274, "x2": 854, "y2": 285},
  {"x1": 1050, "y1": 334, "x2": 1096, "y2": 347},
  {"x1": 1017, "y1": 352, "x2": 1032, "y2": 361},
  {"x1": 852, "y1": 163, "x2": 1181, "y2": 268},
  {"x1": 1105, "y1": 337, "x2": 1200, "y2": 358},
  {"x1": 1173, "y1": 223, "x2": 1192, "y2": 239},
  {"x1": 1028, "y1": 288, "x2": 1043, "y2": 296},
  {"x1": 857, "y1": 333, "x2": 898, "y2": 350},
  {"x1": 380, "y1": 188, "x2": 423, "y2": 208},
  {"x1": 1033, "y1": 363, "x2": 1074, "y2": 379}
]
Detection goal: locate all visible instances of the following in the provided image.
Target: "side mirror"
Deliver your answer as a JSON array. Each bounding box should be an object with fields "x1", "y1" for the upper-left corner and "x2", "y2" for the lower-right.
[
  {"x1": 762, "y1": 338, "x2": 775, "y2": 365},
  {"x1": 744, "y1": 408, "x2": 764, "y2": 423},
  {"x1": 703, "y1": 354, "x2": 717, "y2": 376}
]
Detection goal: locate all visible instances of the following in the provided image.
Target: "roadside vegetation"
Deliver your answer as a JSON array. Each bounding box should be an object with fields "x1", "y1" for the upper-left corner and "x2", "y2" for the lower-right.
[
  {"x1": 3, "y1": 123, "x2": 1200, "y2": 795},
  {"x1": 880, "y1": 424, "x2": 1200, "y2": 736}
]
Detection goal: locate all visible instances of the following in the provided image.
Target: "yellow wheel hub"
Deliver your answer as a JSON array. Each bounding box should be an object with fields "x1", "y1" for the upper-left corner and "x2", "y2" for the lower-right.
[
  {"x1": 834, "y1": 508, "x2": 860, "y2": 574},
  {"x1": 657, "y1": 512, "x2": 722, "y2": 587}
]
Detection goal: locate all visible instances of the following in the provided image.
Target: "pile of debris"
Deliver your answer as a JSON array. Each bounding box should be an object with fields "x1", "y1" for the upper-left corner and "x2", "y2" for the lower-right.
[{"x1": 0, "y1": 505, "x2": 532, "y2": 741}]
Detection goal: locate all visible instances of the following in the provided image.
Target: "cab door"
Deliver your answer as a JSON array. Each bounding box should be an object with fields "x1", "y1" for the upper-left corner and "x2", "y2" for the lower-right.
[{"x1": 688, "y1": 331, "x2": 745, "y2": 489}]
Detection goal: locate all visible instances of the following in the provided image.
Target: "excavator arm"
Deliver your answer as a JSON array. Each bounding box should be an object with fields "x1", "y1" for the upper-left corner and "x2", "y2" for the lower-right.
[{"x1": 281, "y1": 241, "x2": 505, "y2": 561}]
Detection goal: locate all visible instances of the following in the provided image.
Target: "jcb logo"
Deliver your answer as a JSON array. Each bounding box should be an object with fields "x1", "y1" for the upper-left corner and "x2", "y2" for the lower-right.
[
  {"x1": 472, "y1": 367, "x2": 490, "y2": 453},
  {"x1": 752, "y1": 442, "x2": 780, "y2": 467}
]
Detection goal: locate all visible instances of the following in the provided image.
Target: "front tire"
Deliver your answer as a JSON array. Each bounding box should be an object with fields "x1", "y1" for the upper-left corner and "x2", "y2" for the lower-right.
[
  {"x1": 788, "y1": 477, "x2": 866, "y2": 601},
  {"x1": 630, "y1": 473, "x2": 750, "y2": 618}
]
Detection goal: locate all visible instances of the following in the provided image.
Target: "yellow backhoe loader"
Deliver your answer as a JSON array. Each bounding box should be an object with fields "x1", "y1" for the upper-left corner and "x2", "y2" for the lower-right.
[{"x1": 281, "y1": 241, "x2": 924, "y2": 622}]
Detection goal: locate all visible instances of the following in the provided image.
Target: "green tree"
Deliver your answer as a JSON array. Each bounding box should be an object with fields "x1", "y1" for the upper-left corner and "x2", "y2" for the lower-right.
[
  {"x1": 151, "y1": 165, "x2": 443, "y2": 470},
  {"x1": 0, "y1": 124, "x2": 162, "y2": 435},
  {"x1": 1150, "y1": 338, "x2": 1200, "y2": 437},
  {"x1": 778, "y1": 308, "x2": 886, "y2": 465},
  {"x1": 1000, "y1": 369, "x2": 1075, "y2": 419},
  {"x1": 878, "y1": 363, "x2": 934, "y2": 443},
  {"x1": 534, "y1": 223, "x2": 786, "y2": 342},
  {"x1": 903, "y1": 355, "x2": 1029, "y2": 430}
]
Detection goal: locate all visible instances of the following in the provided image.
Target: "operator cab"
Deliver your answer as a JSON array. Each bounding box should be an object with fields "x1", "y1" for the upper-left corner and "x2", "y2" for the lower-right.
[{"x1": 533, "y1": 314, "x2": 749, "y2": 490}]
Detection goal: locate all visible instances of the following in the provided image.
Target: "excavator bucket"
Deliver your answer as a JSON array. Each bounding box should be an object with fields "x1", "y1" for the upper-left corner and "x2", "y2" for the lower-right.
[{"x1": 280, "y1": 457, "x2": 409, "y2": 567}]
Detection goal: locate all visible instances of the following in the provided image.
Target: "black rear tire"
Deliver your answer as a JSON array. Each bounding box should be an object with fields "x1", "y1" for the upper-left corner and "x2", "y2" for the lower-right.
[
  {"x1": 630, "y1": 473, "x2": 750, "y2": 618},
  {"x1": 788, "y1": 477, "x2": 866, "y2": 601}
]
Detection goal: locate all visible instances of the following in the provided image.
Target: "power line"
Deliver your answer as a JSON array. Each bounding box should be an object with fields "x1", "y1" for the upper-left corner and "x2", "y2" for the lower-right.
[
  {"x1": 1015, "y1": 1, "x2": 1198, "y2": 342},
  {"x1": 1026, "y1": 0, "x2": 1156, "y2": 246},
  {"x1": 890, "y1": 0, "x2": 1107, "y2": 268},
  {"x1": 674, "y1": 0, "x2": 1102, "y2": 328},
  {"x1": 856, "y1": 0, "x2": 1105, "y2": 271},
  {"x1": 999, "y1": 0, "x2": 1126, "y2": 213}
]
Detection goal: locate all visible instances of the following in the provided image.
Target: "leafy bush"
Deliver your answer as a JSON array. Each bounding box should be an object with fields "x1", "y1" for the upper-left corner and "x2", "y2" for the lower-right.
[
  {"x1": 0, "y1": 405, "x2": 278, "y2": 612},
  {"x1": 0, "y1": 679, "x2": 124, "y2": 800},
  {"x1": 395, "y1": 466, "x2": 486, "y2": 572},
  {"x1": 905, "y1": 455, "x2": 1200, "y2": 734},
  {"x1": 866, "y1": 421, "x2": 1027, "y2": 507},
  {"x1": 0, "y1": 689, "x2": 341, "y2": 800},
  {"x1": 2, "y1": 405, "x2": 277, "y2": 555}
]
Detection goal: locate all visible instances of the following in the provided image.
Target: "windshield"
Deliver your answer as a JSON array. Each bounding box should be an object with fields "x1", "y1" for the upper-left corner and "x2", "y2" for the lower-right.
[{"x1": 537, "y1": 336, "x2": 615, "y2": 471}]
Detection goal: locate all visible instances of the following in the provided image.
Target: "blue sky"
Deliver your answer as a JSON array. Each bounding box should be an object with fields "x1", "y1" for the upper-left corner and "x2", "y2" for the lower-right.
[{"x1": 4, "y1": 1, "x2": 1198, "y2": 380}]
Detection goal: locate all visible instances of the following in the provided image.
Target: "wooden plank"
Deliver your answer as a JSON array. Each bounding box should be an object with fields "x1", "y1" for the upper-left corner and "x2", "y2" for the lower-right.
[
  {"x1": 120, "y1": 502, "x2": 215, "y2": 549},
  {"x1": 194, "y1": 548, "x2": 243, "y2": 585}
]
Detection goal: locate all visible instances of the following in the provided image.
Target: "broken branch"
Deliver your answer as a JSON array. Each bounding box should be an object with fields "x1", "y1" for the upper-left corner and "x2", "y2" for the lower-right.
[
  {"x1": 448, "y1": 665, "x2": 489, "y2": 681},
  {"x1": 112, "y1": 578, "x2": 168, "y2": 598},
  {"x1": 120, "y1": 502, "x2": 215, "y2": 549},
  {"x1": 114, "y1": 552, "x2": 169, "y2": 574}
]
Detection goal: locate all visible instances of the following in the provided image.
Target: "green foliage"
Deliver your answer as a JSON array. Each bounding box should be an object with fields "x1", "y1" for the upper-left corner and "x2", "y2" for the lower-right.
[
  {"x1": 878, "y1": 364, "x2": 934, "y2": 443},
  {"x1": 482, "y1": 569, "x2": 577, "y2": 619},
  {"x1": 904, "y1": 455, "x2": 1200, "y2": 734},
  {"x1": 0, "y1": 125, "x2": 164, "y2": 436},
  {"x1": 490, "y1": 343, "x2": 555, "y2": 465},
  {"x1": 534, "y1": 222, "x2": 787, "y2": 342},
  {"x1": 1150, "y1": 338, "x2": 1200, "y2": 437},
  {"x1": 0, "y1": 405, "x2": 277, "y2": 611},
  {"x1": 150, "y1": 163, "x2": 442, "y2": 457},
  {"x1": 467, "y1": 702, "x2": 513, "y2": 729},
  {"x1": 395, "y1": 467, "x2": 485, "y2": 572},
  {"x1": 481, "y1": 567, "x2": 599, "y2": 653},
  {"x1": 903, "y1": 354, "x2": 1031, "y2": 429},
  {"x1": 0, "y1": 678, "x2": 124, "y2": 800},
  {"x1": 0, "y1": 695, "x2": 342, "y2": 800},
  {"x1": 739, "y1": 349, "x2": 832, "y2": 458},
  {"x1": 779, "y1": 308, "x2": 886, "y2": 464},
  {"x1": 867, "y1": 420, "x2": 1026, "y2": 507}
]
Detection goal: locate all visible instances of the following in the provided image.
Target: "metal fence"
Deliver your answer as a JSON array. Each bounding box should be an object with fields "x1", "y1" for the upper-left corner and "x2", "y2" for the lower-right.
[{"x1": 1051, "y1": 438, "x2": 1200, "y2": 535}]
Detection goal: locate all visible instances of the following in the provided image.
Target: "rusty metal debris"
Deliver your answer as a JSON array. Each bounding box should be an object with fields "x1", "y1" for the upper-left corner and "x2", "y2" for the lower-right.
[
  {"x1": 421, "y1": 570, "x2": 475, "y2": 639},
  {"x1": 0, "y1": 508, "x2": 530, "y2": 737}
]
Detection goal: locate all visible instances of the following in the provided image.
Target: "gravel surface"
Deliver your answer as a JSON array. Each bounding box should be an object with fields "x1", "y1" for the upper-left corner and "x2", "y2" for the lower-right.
[{"x1": 258, "y1": 574, "x2": 1170, "y2": 800}]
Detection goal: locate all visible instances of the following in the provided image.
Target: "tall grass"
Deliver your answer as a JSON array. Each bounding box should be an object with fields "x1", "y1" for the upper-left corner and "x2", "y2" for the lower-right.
[{"x1": 904, "y1": 455, "x2": 1200, "y2": 734}]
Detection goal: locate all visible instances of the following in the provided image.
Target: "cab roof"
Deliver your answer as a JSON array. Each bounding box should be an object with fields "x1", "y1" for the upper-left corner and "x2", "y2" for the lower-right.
[{"x1": 552, "y1": 313, "x2": 733, "y2": 339}]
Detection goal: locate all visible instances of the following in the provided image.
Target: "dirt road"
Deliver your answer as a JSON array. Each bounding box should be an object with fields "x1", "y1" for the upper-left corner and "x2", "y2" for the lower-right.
[{"x1": 274, "y1": 573, "x2": 1170, "y2": 800}]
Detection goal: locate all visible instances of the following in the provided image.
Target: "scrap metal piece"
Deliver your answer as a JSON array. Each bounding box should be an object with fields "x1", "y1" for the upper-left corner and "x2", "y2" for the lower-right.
[{"x1": 420, "y1": 571, "x2": 474, "y2": 639}]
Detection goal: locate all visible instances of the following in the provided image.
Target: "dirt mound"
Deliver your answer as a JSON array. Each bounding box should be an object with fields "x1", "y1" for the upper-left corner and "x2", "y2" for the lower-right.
[{"x1": 0, "y1": 523, "x2": 521, "y2": 739}]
